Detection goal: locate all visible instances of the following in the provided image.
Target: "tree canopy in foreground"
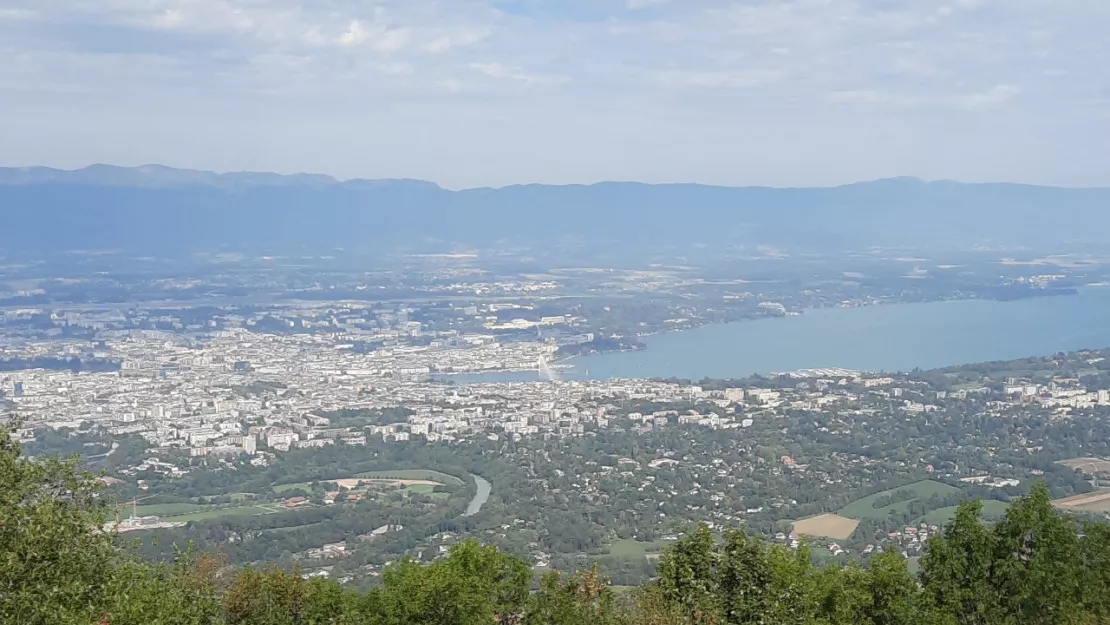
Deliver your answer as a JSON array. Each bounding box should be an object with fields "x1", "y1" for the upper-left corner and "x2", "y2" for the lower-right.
[{"x1": 4, "y1": 421, "x2": 1110, "y2": 625}]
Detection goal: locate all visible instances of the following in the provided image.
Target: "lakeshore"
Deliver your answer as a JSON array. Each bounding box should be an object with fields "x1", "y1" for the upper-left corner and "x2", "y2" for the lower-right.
[{"x1": 443, "y1": 287, "x2": 1110, "y2": 383}]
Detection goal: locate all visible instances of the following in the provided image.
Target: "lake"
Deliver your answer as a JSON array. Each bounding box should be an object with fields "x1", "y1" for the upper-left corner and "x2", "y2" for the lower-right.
[{"x1": 443, "y1": 287, "x2": 1110, "y2": 382}]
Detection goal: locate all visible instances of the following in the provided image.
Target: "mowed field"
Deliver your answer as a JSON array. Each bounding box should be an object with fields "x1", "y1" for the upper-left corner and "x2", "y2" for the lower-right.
[
  {"x1": 916, "y1": 500, "x2": 1009, "y2": 526},
  {"x1": 122, "y1": 503, "x2": 209, "y2": 518},
  {"x1": 792, "y1": 514, "x2": 860, "y2": 540},
  {"x1": 168, "y1": 505, "x2": 280, "y2": 522},
  {"x1": 607, "y1": 539, "x2": 665, "y2": 560},
  {"x1": 1053, "y1": 490, "x2": 1110, "y2": 513},
  {"x1": 123, "y1": 502, "x2": 281, "y2": 522},
  {"x1": 839, "y1": 480, "x2": 962, "y2": 520},
  {"x1": 275, "y1": 476, "x2": 446, "y2": 494},
  {"x1": 123, "y1": 468, "x2": 465, "y2": 525},
  {"x1": 1057, "y1": 458, "x2": 1110, "y2": 475}
]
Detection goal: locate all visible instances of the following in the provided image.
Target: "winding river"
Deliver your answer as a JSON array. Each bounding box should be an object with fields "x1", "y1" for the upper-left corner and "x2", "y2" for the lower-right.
[{"x1": 464, "y1": 475, "x2": 491, "y2": 517}]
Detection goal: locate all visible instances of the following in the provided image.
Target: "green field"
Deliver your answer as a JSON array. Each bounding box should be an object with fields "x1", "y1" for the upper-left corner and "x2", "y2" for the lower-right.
[
  {"x1": 276, "y1": 479, "x2": 451, "y2": 496},
  {"x1": 403, "y1": 484, "x2": 439, "y2": 495},
  {"x1": 607, "y1": 539, "x2": 664, "y2": 559},
  {"x1": 125, "y1": 502, "x2": 276, "y2": 522},
  {"x1": 192, "y1": 493, "x2": 257, "y2": 505},
  {"x1": 274, "y1": 470, "x2": 463, "y2": 493},
  {"x1": 273, "y1": 482, "x2": 314, "y2": 493},
  {"x1": 839, "y1": 481, "x2": 962, "y2": 520},
  {"x1": 170, "y1": 505, "x2": 274, "y2": 522},
  {"x1": 355, "y1": 469, "x2": 464, "y2": 485},
  {"x1": 123, "y1": 503, "x2": 209, "y2": 519},
  {"x1": 916, "y1": 500, "x2": 1009, "y2": 526}
]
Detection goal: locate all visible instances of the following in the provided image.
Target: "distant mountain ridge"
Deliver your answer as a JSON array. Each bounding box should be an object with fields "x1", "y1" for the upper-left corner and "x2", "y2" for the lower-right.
[
  {"x1": 1, "y1": 164, "x2": 1108, "y2": 258},
  {"x1": 0, "y1": 164, "x2": 440, "y2": 191}
]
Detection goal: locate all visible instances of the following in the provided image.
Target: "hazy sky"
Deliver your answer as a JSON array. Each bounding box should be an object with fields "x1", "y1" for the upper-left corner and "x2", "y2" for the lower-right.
[{"x1": 1, "y1": 0, "x2": 1108, "y2": 189}]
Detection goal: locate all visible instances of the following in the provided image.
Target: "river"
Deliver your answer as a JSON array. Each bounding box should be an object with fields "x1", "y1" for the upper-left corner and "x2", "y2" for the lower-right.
[
  {"x1": 444, "y1": 286, "x2": 1110, "y2": 382},
  {"x1": 464, "y1": 475, "x2": 491, "y2": 517}
]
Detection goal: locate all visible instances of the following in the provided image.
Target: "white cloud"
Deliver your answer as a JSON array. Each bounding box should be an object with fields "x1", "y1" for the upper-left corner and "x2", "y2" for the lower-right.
[
  {"x1": 958, "y1": 84, "x2": 1020, "y2": 108},
  {"x1": 469, "y1": 62, "x2": 570, "y2": 85},
  {"x1": 0, "y1": 0, "x2": 1107, "y2": 187},
  {"x1": 656, "y1": 69, "x2": 783, "y2": 88},
  {"x1": 435, "y1": 78, "x2": 465, "y2": 92},
  {"x1": 336, "y1": 21, "x2": 367, "y2": 46},
  {"x1": 829, "y1": 90, "x2": 917, "y2": 106},
  {"x1": 335, "y1": 21, "x2": 410, "y2": 52},
  {"x1": 373, "y1": 61, "x2": 414, "y2": 76},
  {"x1": 627, "y1": 0, "x2": 669, "y2": 10},
  {"x1": 424, "y1": 28, "x2": 490, "y2": 53},
  {"x1": 425, "y1": 37, "x2": 455, "y2": 53},
  {"x1": 0, "y1": 8, "x2": 38, "y2": 20},
  {"x1": 469, "y1": 62, "x2": 509, "y2": 78}
]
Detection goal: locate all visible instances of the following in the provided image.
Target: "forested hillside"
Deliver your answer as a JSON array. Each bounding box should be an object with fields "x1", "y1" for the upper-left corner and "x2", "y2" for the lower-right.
[{"x1": 4, "y1": 420, "x2": 1110, "y2": 625}]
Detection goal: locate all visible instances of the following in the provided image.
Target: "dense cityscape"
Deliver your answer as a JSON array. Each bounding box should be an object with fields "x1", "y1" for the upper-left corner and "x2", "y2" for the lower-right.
[{"x1": 4, "y1": 244, "x2": 1110, "y2": 593}]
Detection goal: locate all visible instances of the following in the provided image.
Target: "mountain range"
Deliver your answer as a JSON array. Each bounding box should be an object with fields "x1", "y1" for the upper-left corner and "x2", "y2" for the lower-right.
[{"x1": 1, "y1": 164, "x2": 1107, "y2": 258}]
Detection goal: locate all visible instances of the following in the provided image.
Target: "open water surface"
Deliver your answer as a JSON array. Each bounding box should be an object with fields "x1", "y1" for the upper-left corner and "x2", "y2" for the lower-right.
[{"x1": 442, "y1": 287, "x2": 1110, "y2": 382}]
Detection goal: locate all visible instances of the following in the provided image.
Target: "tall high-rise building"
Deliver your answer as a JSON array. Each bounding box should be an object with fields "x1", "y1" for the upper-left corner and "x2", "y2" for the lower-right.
[{"x1": 13, "y1": 381, "x2": 23, "y2": 397}]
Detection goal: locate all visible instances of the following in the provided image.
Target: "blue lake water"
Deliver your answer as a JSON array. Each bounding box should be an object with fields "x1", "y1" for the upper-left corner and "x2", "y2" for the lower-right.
[{"x1": 443, "y1": 287, "x2": 1110, "y2": 382}]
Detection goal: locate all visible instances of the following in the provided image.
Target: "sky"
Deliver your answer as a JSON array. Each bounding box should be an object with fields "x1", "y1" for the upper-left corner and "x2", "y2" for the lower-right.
[{"x1": 1, "y1": 0, "x2": 1108, "y2": 189}]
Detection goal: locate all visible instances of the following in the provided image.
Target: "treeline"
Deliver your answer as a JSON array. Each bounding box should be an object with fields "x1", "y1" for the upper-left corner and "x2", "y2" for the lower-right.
[
  {"x1": 8, "y1": 423, "x2": 1110, "y2": 624},
  {"x1": 871, "y1": 488, "x2": 918, "y2": 509},
  {"x1": 555, "y1": 336, "x2": 645, "y2": 358},
  {"x1": 315, "y1": 407, "x2": 415, "y2": 428}
]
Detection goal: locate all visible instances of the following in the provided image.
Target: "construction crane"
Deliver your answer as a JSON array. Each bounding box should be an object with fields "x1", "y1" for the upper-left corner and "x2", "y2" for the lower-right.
[{"x1": 115, "y1": 494, "x2": 156, "y2": 527}]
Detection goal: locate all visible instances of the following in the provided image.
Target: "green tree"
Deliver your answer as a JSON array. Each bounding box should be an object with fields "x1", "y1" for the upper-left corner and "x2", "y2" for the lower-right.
[
  {"x1": 100, "y1": 550, "x2": 223, "y2": 625},
  {"x1": 223, "y1": 565, "x2": 359, "y2": 625},
  {"x1": 988, "y1": 483, "x2": 1083, "y2": 625},
  {"x1": 526, "y1": 564, "x2": 618, "y2": 625},
  {"x1": 813, "y1": 564, "x2": 870, "y2": 625},
  {"x1": 1078, "y1": 521, "x2": 1110, "y2": 619},
  {"x1": 918, "y1": 500, "x2": 994, "y2": 625},
  {"x1": 656, "y1": 526, "x2": 820, "y2": 625},
  {"x1": 864, "y1": 549, "x2": 916, "y2": 625},
  {"x1": 655, "y1": 524, "x2": 719, "y2": 623},
  {"x1": 0, "y1": 418, "x2": 118, "y2": 624},
  {"x1": 364, "y1": 540, "x2": 531, "y2": 625}
]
